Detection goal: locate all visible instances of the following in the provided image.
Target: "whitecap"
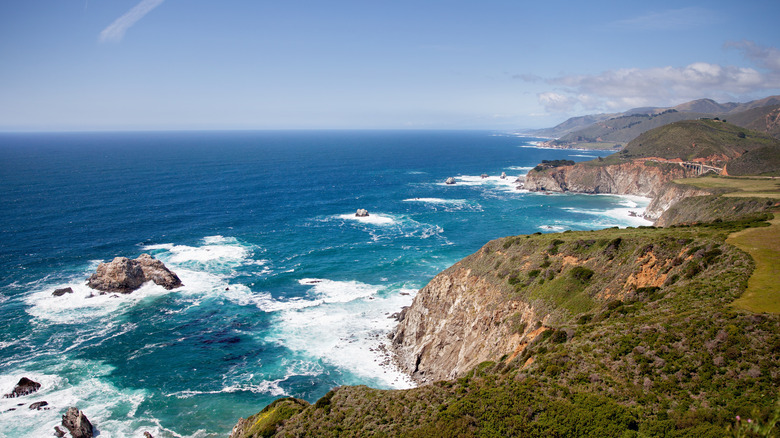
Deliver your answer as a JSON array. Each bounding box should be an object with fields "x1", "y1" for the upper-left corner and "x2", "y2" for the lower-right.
[
  {"x1": 335, "y1": 212, "x2": 395, "y2": 225},
  {"x1": 561, "y1": 199, "x2": 653, "y2": 228},
  {"x1": 143, "y1": 235, "x2": 257, "y2": 273},
  {"x1": 265, "y1": 280, "x2": 418, "y2": 389},
  {"x1": 438, "y1": 174, "x2": 525, "y2": 194},
  {"x1": 0, "y1": 360, "x2": 158, "y2": 438}
]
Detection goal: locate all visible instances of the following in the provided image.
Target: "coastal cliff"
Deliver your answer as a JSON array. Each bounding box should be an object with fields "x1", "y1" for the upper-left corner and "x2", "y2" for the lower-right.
[
  {"x1": 525, "y1": 120, "x2": 780, "y2": 221},
  {"x1": 230, "y1": 216, "x2": 780, "y2": 437},
  {"x1": 524, "y1": 159, "x2": 695, "y2": 200},
  {"x1": 390, "y1": 263, "x2": 546, "y2": 384}
]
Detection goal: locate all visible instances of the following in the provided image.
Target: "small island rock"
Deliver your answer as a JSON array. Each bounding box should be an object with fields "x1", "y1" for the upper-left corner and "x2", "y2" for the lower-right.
[
  {"x1": 29, "y1": 401, "x2": 48, "y2": 410},
  {"x1": 445, "y1": 177, "x2": 456, "y2": 185},
  {"x1": 52, "y1": 287, "x2": 74, "y2": 297},
  {"x1": 62, "y1": 407, "x2": 93, "y2": 438},
  {"x1": 87, "y1": 254, "x2": 182, "y2": 294},
  {"x1": 355, "y1": 209, "x2": 369, "y2": 217},
  {"x1": 3, "y1": 377, "x2": 41, "y2": 398}
]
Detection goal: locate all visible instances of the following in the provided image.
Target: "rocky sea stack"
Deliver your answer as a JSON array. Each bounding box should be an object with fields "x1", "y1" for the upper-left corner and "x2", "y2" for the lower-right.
[
  {"x1": 3, "y1": 377, "x2": 41, "y2": 398},
  {"x1": 61, "y1": 407, "x2": 93, "y2": 438},
  {"x1": 87, "y1": 253, "x2": 182, "y2": 294}
]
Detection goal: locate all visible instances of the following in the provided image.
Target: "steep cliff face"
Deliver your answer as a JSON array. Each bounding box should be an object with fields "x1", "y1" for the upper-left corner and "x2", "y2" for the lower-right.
[
  {"x1": 644, "y1": 182, "x2": 711, "y2": 221},
  {"x1": 524, "y1": 160, "x2": 694, "y2": 198},
  {"x1": 390, "y1": 264, "x2": 546, "y2": 384},
  {"x1": 390, "y1": 228, "x2": 712, "y2": 384}
]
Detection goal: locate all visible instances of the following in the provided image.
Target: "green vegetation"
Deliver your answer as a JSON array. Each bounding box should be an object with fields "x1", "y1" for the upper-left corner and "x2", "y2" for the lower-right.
[
  {"x1": 620, "y1": 120, "x2": 779, "y2": 163},
  {"x1": 234, "y1": 398, "x2": 309, "y2": 438},
  {"x1": 532, "y1": 159, "x2": 576, "y2": 172},
  {"x1": 674, "y1": 176, "x2": 780, "y2": 198},
  {"x1": 728, "y1": 214, "x2": 780, "y2": 314},
  {"x1": 235, "y1": 214, "x2": 780, "y2": 437}
]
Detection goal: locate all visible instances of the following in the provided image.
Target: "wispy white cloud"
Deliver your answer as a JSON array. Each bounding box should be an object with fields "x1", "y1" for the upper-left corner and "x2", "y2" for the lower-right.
[
  {"x1": 527, "y1": 41, "x2": 780, "y2": 114},
  {"x1": 99, "y1": 0, "x2": 165, "y2": 43},
  {"x1": 609, "y1": 7, "x2": 720, "y2": 31}
]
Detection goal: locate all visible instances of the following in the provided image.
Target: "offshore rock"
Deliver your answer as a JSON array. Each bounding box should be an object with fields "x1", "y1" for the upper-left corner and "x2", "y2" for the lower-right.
[
  {"x1": 52, "y1": 287, "x2": 74, "y2": 297},
  {"x1": 87, "y1": 254, "x2": 182, "y2": 294},
  {"x1": 29, "y1": 401, "x2": 49, "y2": 410},
  {"x1": 62, "y1": 407, "x2": 93, "y2": 438},
  {"x1": 445, "y1": 177, "x2": 456, "y2": 185},
  {"x1": 3, "y1": 377, "x2": 41, "y2": 398},
  {"x1": 355, "y1": 209, "x2": 369, "y2": 217}
]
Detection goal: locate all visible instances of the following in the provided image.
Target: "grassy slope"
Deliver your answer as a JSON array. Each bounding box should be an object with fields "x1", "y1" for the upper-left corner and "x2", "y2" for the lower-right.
[
  {"x1": 728, "y1": 214, "x2": 780, "y2": 314},
  {"x1": 622, "y1": 120, "x2": 778, "y2": 162},
  {"x1": 230, "y1": 217, "x2": 780, "y2": 438},
  {"x1": 675, "y1": 176, "x2": 780, "y2": 198}
]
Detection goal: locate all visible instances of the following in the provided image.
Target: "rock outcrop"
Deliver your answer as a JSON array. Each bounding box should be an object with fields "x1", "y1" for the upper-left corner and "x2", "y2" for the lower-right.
[
  {"x1": 62, "y1": 407, "x2": 93, "y2": 438},
  {"x1": 52, "y1": 287, "x2": 73, "y2": 297},
  {"x1": 87, "y1": 254, "x2": 182, "y2": 294},
  {"x1": 3, "y1": 377, "x2": 41, "y2": 398},
  {"x1": 643, "y1": 182, "x2": 711, "y2": 221},
  {"x1": 524, "y1": 160, "x2": 695, "y2": 198},
  {"x1": 29, "y1": 401, "x2": 48, "y2": 410},
  {"x1": 391, "y1": 263, "x2": 548, "y2": 384},
  {"x1": 445, "y1": 177, "x2": 456, "y2": 185},
  {"x1": 355, "y1": 209, "x2": 369, "y2": 217}
]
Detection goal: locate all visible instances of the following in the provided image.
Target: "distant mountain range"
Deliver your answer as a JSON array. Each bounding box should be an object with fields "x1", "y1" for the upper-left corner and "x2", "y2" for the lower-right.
[{"x1": 523, "y1": 96, "x2": 780, "y2": 149}]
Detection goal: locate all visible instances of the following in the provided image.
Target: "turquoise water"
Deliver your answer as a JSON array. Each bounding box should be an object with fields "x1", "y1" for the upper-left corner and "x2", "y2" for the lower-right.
[{"x1": 0, "y1": 131, "x2": 649, "y2": 437}]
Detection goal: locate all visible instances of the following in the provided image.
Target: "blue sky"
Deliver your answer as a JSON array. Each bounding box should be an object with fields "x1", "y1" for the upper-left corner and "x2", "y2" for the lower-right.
[{"x1": 1, "y1": 0, "x2": 779, "y2": 131}]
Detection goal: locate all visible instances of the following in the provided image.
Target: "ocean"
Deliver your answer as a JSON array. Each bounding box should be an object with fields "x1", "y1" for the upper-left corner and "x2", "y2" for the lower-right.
[{"x1": 0, "y1": 130, "x2": 650, "y2": 437}]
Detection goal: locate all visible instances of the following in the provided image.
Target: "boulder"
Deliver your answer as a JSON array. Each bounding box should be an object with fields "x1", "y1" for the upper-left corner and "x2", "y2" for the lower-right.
[
  {"x1": 54, "y1": 426, "x2": 66, "y2": 438},
  {"x1": 355, "y1": 209, "x2": 369, "y2": 217},
  {"x1": 87, "y1": 254, "x2": 182, "y2": 294},
  {"x1": 480, "y1": 174, "x2": 488, "y2": 179},
  {"x1": 3, "y1": 377, "x2": 41, "y2": 398},
  {"x1": 52, "y1": 287, "x2": 74, "y2": 297},
  {"x1": 62, "y1": 407, "x2": 93, "y2": 438},
  {"x1": 500, "y1": 172, "x2": 507, "y2": 179},
  {"x1": 29, "y1": 401, "x2": 48, "y2": 410},
  {"x1": 445, "y1": 177, "x2": 456, "y2": 185}
]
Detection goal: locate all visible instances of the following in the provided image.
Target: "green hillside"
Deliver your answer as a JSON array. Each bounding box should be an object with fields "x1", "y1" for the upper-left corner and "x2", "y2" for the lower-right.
[
  {"x1": 232, "y1": 215, "x2": 780, "y2": 438},
  {"x1": 725, "y1": 104, "x2": 780, "y2": 139},
  {"x1": 537, "y1": 96, "x2": 780, "y2": 149},
  {"x1": 617, "y1": 120, "x2": 780, "y2": 164}
]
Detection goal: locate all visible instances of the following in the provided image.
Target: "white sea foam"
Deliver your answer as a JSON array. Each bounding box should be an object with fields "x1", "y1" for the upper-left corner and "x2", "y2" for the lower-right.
[
  {"x1": 336, "y1": 212, "x2": 395, "y2": 225},
  {"x1": 438, "y1": 174, "x2": 524, "y2": 193},
  {"x1": 143, "y1": 235, "x2": 262, "y2": 273},
  {"x1": 25, "y1": 236, "x2": 266, "y2": 324},
  {"x1": 538, "y1": 224, "x2": 568, "y2": 232},
  {"x1": 568, "y1": 154, "x2": 597, "y2": 158},
  {"x1": 265, "y1": 279, "x2": 417, "y2": 389},
  {"x1": 0, "y1": 360, "x2": 166, "y2": 438},
  {"x1": 561, "y1": 195, "x2": 653, "y2": 228}
]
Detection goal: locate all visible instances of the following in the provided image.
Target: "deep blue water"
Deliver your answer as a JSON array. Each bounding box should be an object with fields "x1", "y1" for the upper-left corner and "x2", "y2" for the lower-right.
[{"x1": 0, "y1": 131, "x2": 649, "y2": 437}]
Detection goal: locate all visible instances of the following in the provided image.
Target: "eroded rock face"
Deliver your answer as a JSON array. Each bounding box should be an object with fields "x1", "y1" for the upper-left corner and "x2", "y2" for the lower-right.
[
  {"x1": 3, "y1": 377, "x2": 41, "y2": 398},
  {"x1": 62, "y1": 407, "x2": 93, "y2": 438},
  {"x1": 87, "y1": 253, "x2": 182, "y2": 294},
  {"x1": 391, "y1": 265, "x2": 547, "y2": 384},
  {"x1": 524, "y1": 160, "x2": 694, "y2": 198}
]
